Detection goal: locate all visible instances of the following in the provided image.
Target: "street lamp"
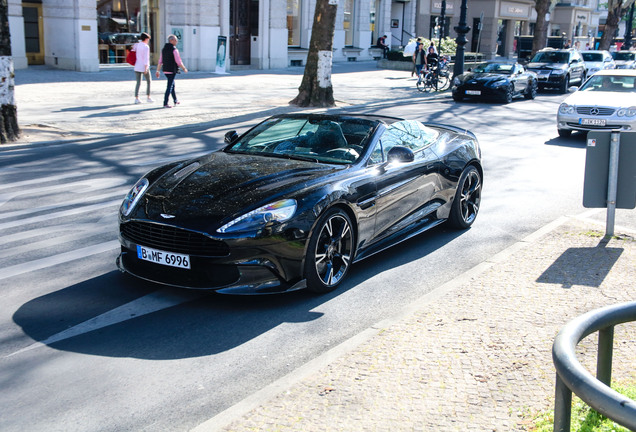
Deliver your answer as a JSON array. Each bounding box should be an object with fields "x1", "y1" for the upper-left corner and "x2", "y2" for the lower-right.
[
  {"x1": 453, "y1": 0, "x2": 470, "y2": 78},
  {"x1": 624, "y1": 2, "x2": 635, "y2": 50},
  {"x1": 439, "y1": 0, "x2": 446, "y2": 51}
]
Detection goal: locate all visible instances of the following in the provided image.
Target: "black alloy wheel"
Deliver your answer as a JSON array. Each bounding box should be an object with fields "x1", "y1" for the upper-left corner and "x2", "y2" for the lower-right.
[
  {"x1": 305, "y1": 208, "x2": 355, "y2": 293},
  {"x1": 524, "y1": 80, "x2": 538, "y2": 99},
  {"x1": 448, "y1": 166, "x2": 482, "y2": 229},
  {"x1": 503, "y1": 84, "x2": 514, "y2": 104},
  {"x1": 559, "y1": 75, "x2": 570, "y2": 94}
]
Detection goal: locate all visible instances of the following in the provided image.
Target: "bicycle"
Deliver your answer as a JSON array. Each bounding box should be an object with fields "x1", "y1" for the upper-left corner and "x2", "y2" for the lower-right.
[{"x1": 416, "y1": 56, "x2": 451, "y2": 92}]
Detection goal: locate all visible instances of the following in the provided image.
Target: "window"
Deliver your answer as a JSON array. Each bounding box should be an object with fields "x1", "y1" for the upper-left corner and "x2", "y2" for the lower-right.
[
  {"x1": 371, "y1": 121, "x2": 439, "y2": 163},
  {"x1": 287, "y1": 0, "x2": 300, "y2": 46}
]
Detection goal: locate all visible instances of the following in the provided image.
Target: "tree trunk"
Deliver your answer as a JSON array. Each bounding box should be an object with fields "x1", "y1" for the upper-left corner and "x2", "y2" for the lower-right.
[
  {"x1": 289, "y1": 0, "x2": 337, "y2": 107},
  {"x1": 0, "y1": 0, "x2": 20, "y2": 143},
  {"x1": 531, "y1": 0, "x2": 551, "y2": 59},
  {"x1": 599, "y1": 0, "x2": 635, "y2": 50}
]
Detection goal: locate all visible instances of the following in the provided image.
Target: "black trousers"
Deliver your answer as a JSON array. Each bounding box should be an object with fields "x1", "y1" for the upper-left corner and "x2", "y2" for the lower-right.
[{"x1": 163, "y1": 73, "x2": 177, "y2": 106}]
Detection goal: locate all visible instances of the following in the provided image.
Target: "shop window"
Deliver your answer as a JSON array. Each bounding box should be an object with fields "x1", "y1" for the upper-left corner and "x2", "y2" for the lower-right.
[
  {"x1": 287, "y1": 0, "x2": 300, "y2": 46},
  {"x1": 97, "y1": 0, "x2": 143, "y2": 64}
]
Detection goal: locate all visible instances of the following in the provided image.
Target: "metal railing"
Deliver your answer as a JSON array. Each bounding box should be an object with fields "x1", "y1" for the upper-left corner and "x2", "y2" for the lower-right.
[{"x1": 552, "y1": 301, "x2": 636, "y2": 431}]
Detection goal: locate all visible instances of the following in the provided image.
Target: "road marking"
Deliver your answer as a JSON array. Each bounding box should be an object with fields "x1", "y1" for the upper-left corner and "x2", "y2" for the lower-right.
[
  {"x1": 0, "y1": 240, "x2": 119, "y2": 281},
  {"x1": 0, "y1": 200, "x2": 121, "y2": 231},
  {"x1": 4, "y1": 288, "x2": 205, "y2": 358},
  {"x1": 0, "y1": 171, "x2": 87, "y2": 189}
]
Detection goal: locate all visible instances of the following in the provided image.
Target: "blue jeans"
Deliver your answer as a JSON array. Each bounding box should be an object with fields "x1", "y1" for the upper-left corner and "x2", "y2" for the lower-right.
[{"x1": 163, "y1": 73, "x2": 177, "y2": 106}]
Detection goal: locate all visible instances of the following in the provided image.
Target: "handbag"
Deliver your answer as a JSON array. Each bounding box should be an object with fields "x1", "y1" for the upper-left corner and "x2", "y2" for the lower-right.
[{"x1": 126, "y1": 49, "x2": 136, "y2": 66}]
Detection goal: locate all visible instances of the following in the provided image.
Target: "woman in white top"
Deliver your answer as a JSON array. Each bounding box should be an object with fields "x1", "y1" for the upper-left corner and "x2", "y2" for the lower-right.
[{"x1": 133, "y1": 32, "x2": 152, "y2": 104}]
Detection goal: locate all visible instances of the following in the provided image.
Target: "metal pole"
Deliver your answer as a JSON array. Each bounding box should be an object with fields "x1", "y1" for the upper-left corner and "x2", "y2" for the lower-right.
[
  {"x1": 453, "y1": 0, "x2": 470, "y2": 78},
  {"x1": 624, "y1": 3, "x2": 635, "y2": 50},
  {"x1": 606, "y1": 132, "x2": 620, "y2": 237},
  {"x1": 597, "y1": 326, "x2": 614, "y2": 386},
  {"x1": 553, "y1": 375, "x2": 572, "y2": 432},
  {"x1": 439, "y1": 0, "x2": 446, "y2": 51}
]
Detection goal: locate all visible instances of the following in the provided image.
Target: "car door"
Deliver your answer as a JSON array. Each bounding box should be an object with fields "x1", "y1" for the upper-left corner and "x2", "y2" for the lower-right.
[
  {"x1": 570, "y1": 51, "x2": 585, "y2": 82},
  {"x1": 368, "y1": 121, "x2": 442, "y2": 244},
  {"x1": 512, "y1": 64, "x2": 528, "y2": 94}
]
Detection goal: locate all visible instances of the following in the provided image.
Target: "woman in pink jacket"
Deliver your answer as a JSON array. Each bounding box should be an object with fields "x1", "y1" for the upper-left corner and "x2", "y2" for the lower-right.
[{"x1": 133, "y1": 32, "x2": 153, "y2": 104}]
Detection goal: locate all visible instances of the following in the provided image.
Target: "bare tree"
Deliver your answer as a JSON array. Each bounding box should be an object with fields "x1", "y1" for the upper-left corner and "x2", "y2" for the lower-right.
[
  {"x1": 0, "y1": 0, "x2": 19, "y2": 143},
  {"x1": 599, "y1": 0, "x2": 636, "y2": 50},
  {"x1": 289, "y1": 0, "x2": 337, "y2": 107},
  {"x1": 531, "y1": 0, "x2": 552, "y2": 58}
]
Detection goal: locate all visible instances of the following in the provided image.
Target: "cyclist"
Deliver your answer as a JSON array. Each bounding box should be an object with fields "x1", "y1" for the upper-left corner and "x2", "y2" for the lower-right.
[
  {"x1": 425, "y1": 46, "x2": 439, "y2": 72},
  {"x1": 413, "y1": 44, "x2": 427, "y2": 84}
]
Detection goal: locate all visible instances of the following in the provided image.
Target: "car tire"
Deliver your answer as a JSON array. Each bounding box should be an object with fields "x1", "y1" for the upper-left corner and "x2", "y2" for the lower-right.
[
  {"x1": 502, "y1": 85, "x2": 514, "y2": 104},
  {"x1": 304, "y1": 208, "x2": 355, "y2": 294},
  {"x1": 559, "y1": 75, "x2": 570, "y2": 94},
  {"x1": 524, "y1": 80, "x2": 538, "y2": 99},
  {"x1": 558, "y1": 128, "x2": 572, "y2": 138},
  {"x1": 448, "y1": 165, "x2": 482, "y2": 229},
  {"x1": 452, "y1": 93, "x2": 464, "y2": 102}
]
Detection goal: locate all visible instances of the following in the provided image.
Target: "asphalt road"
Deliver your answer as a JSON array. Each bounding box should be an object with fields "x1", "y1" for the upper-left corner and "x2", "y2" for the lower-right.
[{"x1": 1, "y1": 92, "x2": 633, "y2": 431}]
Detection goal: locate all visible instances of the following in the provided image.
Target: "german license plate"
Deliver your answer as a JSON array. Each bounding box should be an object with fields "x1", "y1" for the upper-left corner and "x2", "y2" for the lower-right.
[
  {"x1": 137, "y1": 245, "x2": 191, "y2": 269},
  {"x1": 466, "y1": 90, "x2": 481, "y2": 95},
  {"x1": 580, "y1": 118, "x2": 606, "y2": 126}
]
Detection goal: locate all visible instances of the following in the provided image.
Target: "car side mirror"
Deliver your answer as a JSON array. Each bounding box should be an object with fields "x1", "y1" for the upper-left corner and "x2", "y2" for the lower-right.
[
  {"x1": 387, "y1": 146, "x2": 415, "y2": 163},
  {"x1": 224, "y1": 130, "x2": 239, "y2": 145}
]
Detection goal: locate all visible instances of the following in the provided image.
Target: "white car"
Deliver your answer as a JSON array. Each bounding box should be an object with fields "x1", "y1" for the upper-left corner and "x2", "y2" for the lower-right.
[
  {"x1": 611, "y1": 51, "x2": 636, "y2": 69},
  {"x1": 581, "y1": 50, "x2": 615, "y2": 75},
  {"x1": 557, "y1": 69, "x2": 636, "y2": 137}
]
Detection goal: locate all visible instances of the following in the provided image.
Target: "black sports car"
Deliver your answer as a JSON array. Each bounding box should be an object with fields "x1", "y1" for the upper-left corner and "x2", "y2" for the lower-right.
[
  {"x1": 452, "y1": 61, "x2": 538, "y2": 103},
  {"x1": 117, "y1": 114, "x2": 482, "y2": 294}
]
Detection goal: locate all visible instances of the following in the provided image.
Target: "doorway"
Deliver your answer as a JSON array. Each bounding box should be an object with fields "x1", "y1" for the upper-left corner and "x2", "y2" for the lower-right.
[
  {"x1": 230, "y1": 0, "x2": 251, "y2": 65},
  {"x1": 23, "y1": 2, "x2": 44, "y2": 65}
]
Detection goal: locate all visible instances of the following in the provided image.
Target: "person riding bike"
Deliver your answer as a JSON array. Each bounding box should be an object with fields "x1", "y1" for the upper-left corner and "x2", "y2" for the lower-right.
[{"x1": 425, "y1": 46, "x2": 438, "y2": 72}]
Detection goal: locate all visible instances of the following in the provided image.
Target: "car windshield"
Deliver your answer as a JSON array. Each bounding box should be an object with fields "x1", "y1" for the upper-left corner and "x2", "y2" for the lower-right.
[
  {"x1": 612, "y1": 52, "x2": 635, "y2": 61},
  {"x1": 225, "y1": 117, "x2": 378, "y2": 164},
  {"x1": 582, "y1": 53, "x2": 604, "y2": 62},
  {"x1": 473, "y1": 63, "x2": 514, "y2": 74},
  {"x1": 579, "y1": 75, "x2": 636, "y2": 92},
  {"x1": 531, "y1": 51, "x2": 569, "y2": 63}
]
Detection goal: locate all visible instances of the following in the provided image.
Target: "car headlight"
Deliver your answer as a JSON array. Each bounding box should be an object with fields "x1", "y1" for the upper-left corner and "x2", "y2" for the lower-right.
[
  {"x1": 551, "y1": 69, "x2": 565, "y2": 75},
  {"x1": 559, "y1": 103, "x2": 575, "y2": 115},
  {"x1": 120, "y1": 178, "x2": 149, "y2": 217},
  {"x1": 617, "y1": 107, "x2": 636, "y2": 117},
  {"x1": 217, "y1": 199, "x2": 297, "y2": 233}
]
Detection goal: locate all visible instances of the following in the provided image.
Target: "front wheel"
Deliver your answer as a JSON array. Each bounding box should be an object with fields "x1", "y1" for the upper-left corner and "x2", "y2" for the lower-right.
[
  {"x1": 502, "y1": 84, "x2": 514, "y2": 104},
  {"x1": 524, "y1": 80, "x2": 538, "y2": 99},
  {"x1": 448, "y1": 166, "x2": 482, "y2": 229},
  {"x1": 559, "y1": 75, "x2": 570, "y2": 94},
  {"x1": 305, "y1": 208, "x2": 355, "y2": 293}
]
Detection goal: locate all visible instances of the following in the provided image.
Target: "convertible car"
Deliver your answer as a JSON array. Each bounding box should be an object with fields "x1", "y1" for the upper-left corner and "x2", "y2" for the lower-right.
[
  {"x1": 452, "y1": 61, "x2": 538, "y2": 103},
  {"x1": 117, "y1": 114, "x2": 482, "y2": 294}
]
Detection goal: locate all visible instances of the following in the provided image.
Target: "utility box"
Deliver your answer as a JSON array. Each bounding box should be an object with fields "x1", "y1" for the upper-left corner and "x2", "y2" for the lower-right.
[{"x1": 583, "y1": 131, "x2": 636, "y2": 209}]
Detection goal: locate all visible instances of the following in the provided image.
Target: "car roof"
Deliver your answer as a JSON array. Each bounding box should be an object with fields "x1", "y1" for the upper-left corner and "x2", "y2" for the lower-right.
[{"x1": 593, "y1": 69, "x2": 636, "y2": 77}]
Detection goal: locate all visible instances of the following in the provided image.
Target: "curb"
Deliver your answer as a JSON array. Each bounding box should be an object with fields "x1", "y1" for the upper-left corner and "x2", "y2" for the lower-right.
[{"x1": 190, "y1": 215, "x2": 574, "y2": 432}]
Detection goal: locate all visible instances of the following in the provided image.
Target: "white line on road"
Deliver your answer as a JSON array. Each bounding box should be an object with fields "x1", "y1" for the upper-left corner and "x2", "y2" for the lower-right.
[
  {"x1": 0, "y1": 239, "x2": 120, "y2": 281},
  {"x1": 5, "y1": 288, "x2": 205, "y2": 358},
  {"x1": 0, "y1": 171, "x2": 87, "y2": 189}
]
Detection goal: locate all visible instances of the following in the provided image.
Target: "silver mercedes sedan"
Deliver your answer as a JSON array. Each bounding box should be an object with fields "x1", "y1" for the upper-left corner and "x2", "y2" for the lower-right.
[{"x1": 556, "y1": 69, "x2": 636, "y2": 138}]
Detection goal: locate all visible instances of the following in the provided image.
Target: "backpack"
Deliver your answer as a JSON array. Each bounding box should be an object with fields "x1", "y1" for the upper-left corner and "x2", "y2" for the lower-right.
[{"x1": 126, "y1": 49, "x2": 136, "y2": 66}]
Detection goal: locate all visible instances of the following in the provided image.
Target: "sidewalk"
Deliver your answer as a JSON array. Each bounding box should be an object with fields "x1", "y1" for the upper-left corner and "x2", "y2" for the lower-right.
[
  {"x1": 202, "y1": 217, "x2": 636, "y2": 432},
  {"x1": 9, "y1": 62, "x2": 443, "y2": 147}
]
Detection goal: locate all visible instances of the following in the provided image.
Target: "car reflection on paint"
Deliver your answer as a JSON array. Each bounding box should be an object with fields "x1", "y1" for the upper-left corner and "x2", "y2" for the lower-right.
[{"x1": 117, "y1": 114, "x2": 482, "y2": 295}]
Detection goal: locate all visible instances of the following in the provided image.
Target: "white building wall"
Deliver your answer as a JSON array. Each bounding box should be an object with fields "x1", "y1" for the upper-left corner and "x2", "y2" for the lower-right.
[{"x1": 8, "y1": 0, "x2": 27, "y2": 69}]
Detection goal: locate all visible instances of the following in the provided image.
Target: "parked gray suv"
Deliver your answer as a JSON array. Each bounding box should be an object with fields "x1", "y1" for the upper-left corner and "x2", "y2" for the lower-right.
[{"x1": 526, "y1": 48, "x2": 587, "y2": 93}]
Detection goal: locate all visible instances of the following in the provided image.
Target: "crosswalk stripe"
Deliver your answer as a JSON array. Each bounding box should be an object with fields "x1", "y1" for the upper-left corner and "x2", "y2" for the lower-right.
[{"x1": 0, "y1": 171, "x2": 87, "y2": 189}]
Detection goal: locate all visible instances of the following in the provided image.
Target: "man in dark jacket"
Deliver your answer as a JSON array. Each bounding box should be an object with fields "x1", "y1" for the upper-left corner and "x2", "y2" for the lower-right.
[{"x1": 155, "y1": 34, "x2": 188, "y2": 108}]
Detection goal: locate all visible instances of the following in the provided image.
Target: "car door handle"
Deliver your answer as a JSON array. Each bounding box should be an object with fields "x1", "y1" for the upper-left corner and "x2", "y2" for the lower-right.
[{"x1": 357, "y1": 196, "x2": 376, "y2": 210}]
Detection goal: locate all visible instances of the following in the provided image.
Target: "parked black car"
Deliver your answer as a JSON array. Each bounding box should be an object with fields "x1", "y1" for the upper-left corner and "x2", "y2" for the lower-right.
[
  {"x1": 452, "y1": 61, "x2": 538, "y2": 103},
  {"x1": 526, "y1": 48, "x2": 586, "y2": 93},
  {"x1": 117, "y1": 114, "x2": 482, "y2": 295}
]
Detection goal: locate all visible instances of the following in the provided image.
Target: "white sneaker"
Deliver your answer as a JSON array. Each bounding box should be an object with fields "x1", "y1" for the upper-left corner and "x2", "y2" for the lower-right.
[
  {"x1": 147, "y1": 97, "x2": 154, "y2": 103},
  {"x1": 134, "y1": 99, "x2": 141, "y2": 104}
]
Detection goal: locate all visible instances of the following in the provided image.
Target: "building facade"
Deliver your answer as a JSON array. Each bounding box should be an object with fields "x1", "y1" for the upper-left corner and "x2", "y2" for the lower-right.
[{"x1": 7, "y1": 0, "x2": 618, "y2": 72}]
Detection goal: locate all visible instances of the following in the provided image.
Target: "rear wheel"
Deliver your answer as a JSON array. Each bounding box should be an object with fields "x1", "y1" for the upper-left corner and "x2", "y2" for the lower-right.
[
  {"x1": 448, "y1": 166, "x2": 482, "y2": 229},
  {"x1": 305, "y1": 208, "x2": 355, "y2": 293}
]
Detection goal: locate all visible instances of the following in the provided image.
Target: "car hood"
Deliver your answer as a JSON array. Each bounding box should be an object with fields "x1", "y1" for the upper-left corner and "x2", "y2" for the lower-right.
[
  {"x1": 133, "y1": 152, "x2": 342, "y2": 230},
  {"x1": 458, "y1": 72, "x2": 509, "y2": 85},
  {"x1": 527, "y1": 62, "x2": 567, "y2": 71},
  {"x1": 563, "y1": 90, "x2": 636, "y2": 107},
  {"x1": 584, "y1": 61, "x2": 604, "y2": 69}
]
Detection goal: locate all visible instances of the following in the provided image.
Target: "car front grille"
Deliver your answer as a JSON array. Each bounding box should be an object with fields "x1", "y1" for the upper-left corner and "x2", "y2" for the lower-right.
[
  {"x1": 120, "y1": 221, "x2": 230, "y2": 256},
  {"x1": 576, "y1": 107, "x2": 615, "y2": 116}
]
